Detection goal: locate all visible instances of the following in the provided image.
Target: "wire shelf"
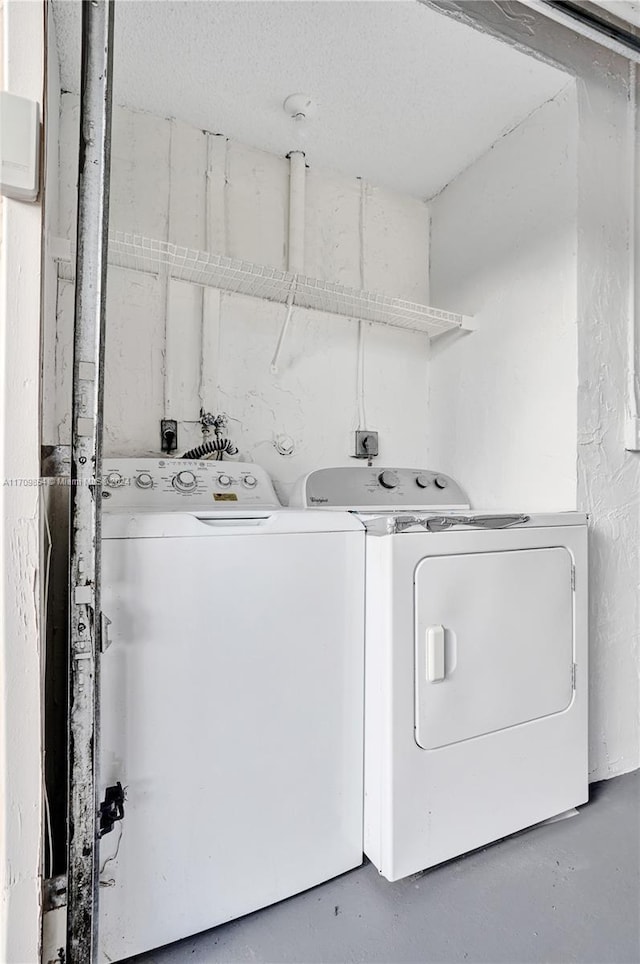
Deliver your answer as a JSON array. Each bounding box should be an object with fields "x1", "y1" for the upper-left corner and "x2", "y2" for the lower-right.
[{"x1": 54, "y1": 232, "x2": 474, "y2": 337}]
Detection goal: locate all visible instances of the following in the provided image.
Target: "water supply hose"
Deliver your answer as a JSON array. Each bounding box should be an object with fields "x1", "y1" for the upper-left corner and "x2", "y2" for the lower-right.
[{"x1": 181, "y1": 438, "x2": 239, "y2": 460}]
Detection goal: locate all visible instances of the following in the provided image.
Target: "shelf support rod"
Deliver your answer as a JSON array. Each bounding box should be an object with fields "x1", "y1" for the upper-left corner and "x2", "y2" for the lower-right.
[{"x1": 270, "y1": 275, "x2": 298, "y2": 374}]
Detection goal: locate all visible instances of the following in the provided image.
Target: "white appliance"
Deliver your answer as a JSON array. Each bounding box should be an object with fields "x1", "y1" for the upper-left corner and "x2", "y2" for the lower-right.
[
  {"x1": 290, "y1": 466, "x2": 588, "y2": 882},
  {"x1": 98, "y1": 458, "x2": 365, "y2": 961}
]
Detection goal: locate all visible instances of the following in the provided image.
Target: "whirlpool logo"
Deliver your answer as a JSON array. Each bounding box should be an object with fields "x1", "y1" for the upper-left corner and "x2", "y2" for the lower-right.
[{"x1": 310, "y1": 496, "x2": 329, "y2": 504}]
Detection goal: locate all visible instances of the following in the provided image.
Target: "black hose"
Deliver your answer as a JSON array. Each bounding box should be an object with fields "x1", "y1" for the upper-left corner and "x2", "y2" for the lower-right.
[{"x1": 181, "y1": 438, "x2": 239, "y2": 460}]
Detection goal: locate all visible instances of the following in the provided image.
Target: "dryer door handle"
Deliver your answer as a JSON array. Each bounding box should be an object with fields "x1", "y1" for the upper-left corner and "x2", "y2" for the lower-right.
[{"x1": 426, "y1": 625, "x2": 446, "y2": 682}]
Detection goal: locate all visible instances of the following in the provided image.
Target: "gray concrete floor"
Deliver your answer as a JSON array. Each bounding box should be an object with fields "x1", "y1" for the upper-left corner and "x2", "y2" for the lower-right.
[{"x1": 130, "y1": 771, "x2": 640, "y2": 964}]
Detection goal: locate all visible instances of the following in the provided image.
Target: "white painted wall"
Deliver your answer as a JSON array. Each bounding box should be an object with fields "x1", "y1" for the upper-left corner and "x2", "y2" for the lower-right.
[
  {"x1": 0, "y1": 2, "x2": 43, "y2": 961},
  {"x1": 54, "y1": 97, "x2": 432, "y2": 501},
  {"x1": 428, "y1": 83, "x2": 578, "y2": 510},
  {"x1": 574, "y1": 68, "x2": 640, "y2": 781},
  {"x1": 427, "y1": 0, "x2": 640, "y2": 783}
]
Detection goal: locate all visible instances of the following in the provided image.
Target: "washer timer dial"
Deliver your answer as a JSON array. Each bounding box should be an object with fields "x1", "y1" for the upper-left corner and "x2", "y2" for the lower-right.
[{"x1": 172, "y1": 470, "x2": 197, "y2": 492}]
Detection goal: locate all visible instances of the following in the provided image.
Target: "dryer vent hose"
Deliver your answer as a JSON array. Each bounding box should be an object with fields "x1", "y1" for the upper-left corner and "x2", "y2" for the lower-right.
[{"x1": 181, "y1": 438, "x2": 239, "y2": 460}]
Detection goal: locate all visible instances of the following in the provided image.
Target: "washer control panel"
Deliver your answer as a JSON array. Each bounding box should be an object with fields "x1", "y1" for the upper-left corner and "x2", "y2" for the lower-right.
[
  {"x1": 100, "y1": 459, "x2": 280, "y2": 510},
  {"x1": 289, "y1": 467, "x2": 469, "y2": 510}
]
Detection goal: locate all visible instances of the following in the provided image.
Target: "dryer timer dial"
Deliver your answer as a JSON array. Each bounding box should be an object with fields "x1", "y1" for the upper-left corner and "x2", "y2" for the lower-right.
[{"x1": 378, "y1": 471, "x2": 400, "y2": 490}]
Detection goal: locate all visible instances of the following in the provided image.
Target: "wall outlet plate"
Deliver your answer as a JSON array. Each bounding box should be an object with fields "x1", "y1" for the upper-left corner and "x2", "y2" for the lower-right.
[
  {"x1": 354, "y1": 430, "x2": 378, "y2": 459},
  {"x1": 0, "y1": 91, "x2": 40, "y2": 201}
]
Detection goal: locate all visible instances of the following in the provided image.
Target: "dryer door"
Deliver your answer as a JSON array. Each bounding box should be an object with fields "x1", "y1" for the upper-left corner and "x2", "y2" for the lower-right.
[{"x1": 414, "y1": 547, "x2": 574, "y2": 750}]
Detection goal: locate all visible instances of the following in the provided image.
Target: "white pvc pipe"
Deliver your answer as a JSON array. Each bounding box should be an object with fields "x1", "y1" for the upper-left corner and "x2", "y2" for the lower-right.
[
  {"x1": 287, "y1": 151, "x2": 306, "y2": 274},
  {"x1": 271, "y1": 152, "x2": 306, "y2": 373}
]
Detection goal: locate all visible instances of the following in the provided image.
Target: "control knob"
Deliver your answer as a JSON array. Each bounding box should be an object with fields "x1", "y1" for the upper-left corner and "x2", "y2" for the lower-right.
[
  {"x1": 416, "y1": 474, "x2": 431, "y2": 489},
  {"x1": 173, "y1": 470, "x2": 197, "y2": 492},
  {"x1": 218, "y1": 474, "x2": 232, "y2": 488},
  {"x1": 378, "y1": 470, "x2": 400, "y2": 490},
  {"x1": 434, "y1": 476, "x2": 448, "y2": 489},
  {"x1": 243, "y1": 475, "x2": 258, "y2": 489},
  {"x1": 135, "y1": 472, "x2": 154, "y2": 489},
  {"x1": 105, "y1": 471, "x2": 124, "y2": 488}
]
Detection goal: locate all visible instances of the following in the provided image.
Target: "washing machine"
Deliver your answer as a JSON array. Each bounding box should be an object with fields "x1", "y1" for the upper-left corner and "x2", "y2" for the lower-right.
[
  {"x1": 98, "y1": 458, "x2": 365, "y2": 961},
  {"x1": 290, "y1": 466, "x2": 588, "y2": 881}
]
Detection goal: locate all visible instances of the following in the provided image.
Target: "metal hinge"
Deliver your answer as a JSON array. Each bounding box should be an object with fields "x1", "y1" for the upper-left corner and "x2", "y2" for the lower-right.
[
  {"x1": 100, "y1": 611, "x2": 113, "y2": 653},
  {"x1": 571, "y1": 663, "x2": 577, "y2": 689},
  {"x1": 99, "y1": 782, "x2": 126, "y2": 837},
  {"x1": 571, "y1": 565, "x2": 576, "y2": 591}
]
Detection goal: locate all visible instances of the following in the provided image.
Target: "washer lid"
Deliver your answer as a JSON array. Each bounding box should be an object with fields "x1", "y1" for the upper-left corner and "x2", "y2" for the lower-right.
[{"x1": 102, "y1": 508, "x2": 365, "y2": 539}]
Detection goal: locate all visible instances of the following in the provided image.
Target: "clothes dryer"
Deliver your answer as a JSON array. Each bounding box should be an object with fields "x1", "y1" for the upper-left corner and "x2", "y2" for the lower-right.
[{"x1": 290, "y1": 466, "x2": 588, "y2": 881}]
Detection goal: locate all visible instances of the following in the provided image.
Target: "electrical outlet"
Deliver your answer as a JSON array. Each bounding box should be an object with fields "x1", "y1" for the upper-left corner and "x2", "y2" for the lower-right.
[
  {"x1": 354, "y1": 430, "x2": 378, "y2": 459},
  {"x1": 160, "y1": 418, "x2": 178, "y2": 453}
]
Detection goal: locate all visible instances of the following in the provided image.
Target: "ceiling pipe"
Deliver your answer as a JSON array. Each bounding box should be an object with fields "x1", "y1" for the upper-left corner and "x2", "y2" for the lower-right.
[
  {"x1": 519, "y1": 0, "x2": 640, "y2": 63},
  {"x1": 287, "y1": 150, "x2": 306, "y2": 275},
  {"x1": 271, "y1": 151, "x2": 306, "y2": 374}
]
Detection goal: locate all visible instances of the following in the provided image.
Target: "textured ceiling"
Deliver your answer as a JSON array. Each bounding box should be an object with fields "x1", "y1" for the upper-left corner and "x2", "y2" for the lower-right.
[{"x1": 51, "y1": 0, "x2": 569, "y2": 198}]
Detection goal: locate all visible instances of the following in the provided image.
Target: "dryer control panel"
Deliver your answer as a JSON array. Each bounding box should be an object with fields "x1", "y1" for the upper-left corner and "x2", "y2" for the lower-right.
[
  {"x1": 100, "y1": 458, "x2": 280, "y2": 510},
  {"x1": 289, "y1": 467, "x2": 469, "y2": 511}
]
